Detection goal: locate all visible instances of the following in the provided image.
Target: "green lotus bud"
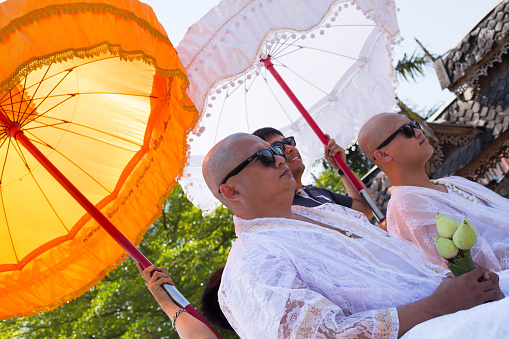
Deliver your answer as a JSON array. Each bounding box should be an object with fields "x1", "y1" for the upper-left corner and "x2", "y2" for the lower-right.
[
  {"x1": 434, "y1": 236, "x2": 459, "y2": 259},
  {"x1": 452, "y1": 218, "x2": 477, "y2": 250},
  {"x1": 435, "y1": 212, "x2": 458, "y2": 239}
]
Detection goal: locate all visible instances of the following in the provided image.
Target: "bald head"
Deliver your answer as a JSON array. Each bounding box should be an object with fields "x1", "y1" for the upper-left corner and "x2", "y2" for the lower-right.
[
  {"x1": 203, "y1": 133, "x2": 265, "y2": 202},
  {"x1": 358, "y1": 113, "x2": 409, "y2": 161},
  {"x1": 203, "y1": 133, "x2": 295, "y2": 218}
]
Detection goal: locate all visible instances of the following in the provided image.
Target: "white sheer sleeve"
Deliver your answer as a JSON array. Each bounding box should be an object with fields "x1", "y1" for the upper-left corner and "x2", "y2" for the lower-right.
[
  {"x1": 219, "y1": 238, "x2": 399, "y2": 339},
  {"x1": 386, "y1": 191, "x2": 445, "y2": 267}
]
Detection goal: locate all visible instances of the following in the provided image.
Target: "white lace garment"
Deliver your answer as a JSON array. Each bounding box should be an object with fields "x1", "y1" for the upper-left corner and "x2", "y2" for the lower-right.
[
  {"x1": 219, "y1": 204, "x2": 450, "y2": 339},
  {"x1": 387, "y1": 176, "x2": 509, "y2": 272}
]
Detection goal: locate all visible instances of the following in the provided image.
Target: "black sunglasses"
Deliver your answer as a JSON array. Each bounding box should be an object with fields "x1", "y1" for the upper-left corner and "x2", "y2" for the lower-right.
[
  {"x1": 218, "y1": 146, "x2": 287, "y2": 193},
  {"x1": 270, "y1": 136, "x2": 296, "y2": 151},
  {"x1": 374, "y1": 120, "x2": 422, "y2": 160}
]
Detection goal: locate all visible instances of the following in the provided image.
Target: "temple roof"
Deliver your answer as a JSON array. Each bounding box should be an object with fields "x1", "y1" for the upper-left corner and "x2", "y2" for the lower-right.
[{"x1": 434, "y1": 0, "x2": 509, "y2": 90}]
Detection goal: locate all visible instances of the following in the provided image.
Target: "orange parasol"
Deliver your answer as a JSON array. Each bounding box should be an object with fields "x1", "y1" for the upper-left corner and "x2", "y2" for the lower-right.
[{"x1": 0, "y1": 0, "x2": 216, "y2": 333}]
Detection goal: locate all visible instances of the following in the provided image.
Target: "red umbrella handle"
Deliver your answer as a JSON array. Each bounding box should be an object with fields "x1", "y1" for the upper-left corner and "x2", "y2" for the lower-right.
[
  {"x1": 2, "y1": 119, "x2": 221, "y2": 338},
  {"x1": 261, "y1": 56, "x2": 385, "y2": 223}
]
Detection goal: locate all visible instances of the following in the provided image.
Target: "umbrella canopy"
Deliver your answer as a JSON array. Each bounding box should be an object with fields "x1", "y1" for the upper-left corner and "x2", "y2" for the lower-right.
[
  {"x1": 177, "y1": 0, "x2": 401, "y2": 214},
  {"x1": 0, "y1": 0, "x2": 198, "y2": 319}
]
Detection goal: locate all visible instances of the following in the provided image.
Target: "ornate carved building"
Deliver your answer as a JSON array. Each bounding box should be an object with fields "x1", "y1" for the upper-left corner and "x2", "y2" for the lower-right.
[{"x1": 364, "y1": 0, "x2": 509, "y2": 216}]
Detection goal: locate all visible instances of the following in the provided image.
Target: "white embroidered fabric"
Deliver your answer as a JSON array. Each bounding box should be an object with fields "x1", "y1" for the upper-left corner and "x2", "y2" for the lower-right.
[
  {"x1": 176, "y1": 0, "x2": 401, "y2": 215},
  {"x1": 219, "y1": 204, "x2": 449, "y2": 338},
  {"x1": 402, "y1": 269, "x2": 509, "y2": 338},
  {"x1": 387, "y1": 176, "x2": 509, "y2": 272}
]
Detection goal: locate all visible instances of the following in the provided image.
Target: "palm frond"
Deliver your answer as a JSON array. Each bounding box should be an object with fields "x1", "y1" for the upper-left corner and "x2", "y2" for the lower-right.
[{"x1": 395, "y1": 52, "x2": 430, "y2": 83}]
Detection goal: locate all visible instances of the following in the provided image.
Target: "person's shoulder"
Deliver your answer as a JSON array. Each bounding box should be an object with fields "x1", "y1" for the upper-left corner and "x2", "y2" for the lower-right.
[
  {"x1": 387, "y1": 185, "x2": 434, "y2": 212},
  {"x1": 388, "y1": 185, "x2": 426, "y2": 198},
  {"x1": 304, "y1": 184, "x2": 330, "y2": 193},
  {"x1": 442, "y1": 176, "x2": 479, "y2": 187}
]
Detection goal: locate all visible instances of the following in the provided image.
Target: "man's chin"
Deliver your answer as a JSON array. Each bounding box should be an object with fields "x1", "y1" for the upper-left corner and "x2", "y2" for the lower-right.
[{"x1": 288, "y1": 160, "x2": 305, "y2": 173}]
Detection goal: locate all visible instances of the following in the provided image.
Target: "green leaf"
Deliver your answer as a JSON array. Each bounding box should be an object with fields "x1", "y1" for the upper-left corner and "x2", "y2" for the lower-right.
[{"x1": 448, "y1": 255, "x2": 476, "y2": 277}]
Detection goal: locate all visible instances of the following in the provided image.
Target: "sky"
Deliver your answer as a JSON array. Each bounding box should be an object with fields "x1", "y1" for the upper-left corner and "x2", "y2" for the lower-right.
[{"x1": 143, "y1": 0, "x2": 501, "y2": 116}]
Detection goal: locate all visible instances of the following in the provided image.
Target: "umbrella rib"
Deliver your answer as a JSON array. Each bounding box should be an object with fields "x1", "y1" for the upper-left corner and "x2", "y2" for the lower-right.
[
  {"x1": 272, "y1": 59, "x2": 329, "y2": 96},
  {"x1": 260, "y1": 68, "x2": 294, "y2": 125},
  {"x1": 10, "y1": 137, "x2": 30, "y2": 171},
  {"x1": 18, "y1": 76, "x2": 28, "y2": 119},
  {"x1": 18, "y1": 70, "x2": 73, "y2": 125},
  {"x1": 25, "y1": 119, "x2": 142, "y2": 150},
  {"x1": 23, "y1": 121, "x2": 71, "y2": 131},
  {"x1": 18, "y1": 69, "x2": 74, "y2": 126},
  {"x1": 25, "y1": 160, "x2": 70, "y2": 233},
  {"x1": 0, "y1": 55, "x2": 121, "y2": 106},
  {"x1": 244, "y1": 76, "x2": 250, "y2": 133},
  {"x1": 18, "y1": 94, "x2": 75, "y2": 127},
  {"x1": 212, "y1": 88, "x2": 231, "y2": 145},
  {"x1": 270, "y1": 33, "x2": 295, "y2": 57},
  {"x1": 270, "y1": 33, "x2": 305, "y2": 59},
  {"x1": 0, "y1": 137, "x2": 11, "y2": 185},
  {"x1": 0, "y1": 105, "x2": 12, "y2": 126},
  {"x1": 271, "y1": 46, "x2": 306, "y2": 60},
  {"x1": 244, "y1": 70, "x2": 260, "y2": 93},
  {"x1": 23, "y1": 131, "x2": 114, "y2": 194},
  {"x1": 20, "y1": 61, "x2": 53, "y2": 123},
  {"x1": 275, "y1": 44, "x2": 359, "y2": 61},
  {"x1": 222, "y1": 80, "x2": 246, "y2": 98},
  {"x1": 0, "y1": 189, "x2": 20, "y2": 265},
  {"x1": 22, "y1": 92, "x2": 158, "y2": 126},
  {"x1": 9, "y1": 86, "x2": 15, "y2": 123},
  {"x1": 6, "y1": 92, "x2": 156, "y2": 107},
  {"x1": 0, "y1": 76, "x2": 24, "y2": 105}
]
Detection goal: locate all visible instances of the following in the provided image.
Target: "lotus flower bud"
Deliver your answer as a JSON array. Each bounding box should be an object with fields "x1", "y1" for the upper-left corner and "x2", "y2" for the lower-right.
[
  {"x1": 435, "y1": 212, "x2": 458, "y2": 239},
  {"x1": 434, "y1": 237, "x2": 458, "y2": 259},
  {"x1": 453, "y1": 218, "x2": 477, "y2": 250}
]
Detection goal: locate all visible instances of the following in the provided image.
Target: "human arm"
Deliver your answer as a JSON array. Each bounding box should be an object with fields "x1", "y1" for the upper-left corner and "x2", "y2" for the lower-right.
[
  {"x1": 396, "y1": 267, "x2": 503, "y2": 337},
  {"x1": 323, "y1": 134, "x2": 374, "y2": 218},
  {"x1": 137, "y1": 264, "x2": 217, "y2": 339}
]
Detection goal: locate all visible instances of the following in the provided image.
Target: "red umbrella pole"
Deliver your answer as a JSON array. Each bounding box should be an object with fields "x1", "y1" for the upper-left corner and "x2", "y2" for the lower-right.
[
  {"x1": 2, "y1": 119, "x2": 221, "y2": 338},
  {"x1": 261, "y1": 56, "x2": 385, "y2": 223}
]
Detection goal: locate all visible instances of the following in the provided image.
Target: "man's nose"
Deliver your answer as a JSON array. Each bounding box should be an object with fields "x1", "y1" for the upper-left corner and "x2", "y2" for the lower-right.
[
  {"x1": 285, "y1": 145, "x2": 295, "y2": 155},
  {"x1": 274, "y1": 155, "x2": 286, "y2": 167}
]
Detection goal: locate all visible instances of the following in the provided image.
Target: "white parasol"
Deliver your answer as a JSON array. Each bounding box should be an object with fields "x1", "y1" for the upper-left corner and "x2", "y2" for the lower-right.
[{"x1": 177, "y1": 0, "x2": 401, "y2": 215}]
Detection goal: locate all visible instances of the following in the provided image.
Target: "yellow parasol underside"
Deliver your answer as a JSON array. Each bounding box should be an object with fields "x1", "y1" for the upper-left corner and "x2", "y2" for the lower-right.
[{"x1": 0, "y1": 0, "x2": 198, "y2": 319}]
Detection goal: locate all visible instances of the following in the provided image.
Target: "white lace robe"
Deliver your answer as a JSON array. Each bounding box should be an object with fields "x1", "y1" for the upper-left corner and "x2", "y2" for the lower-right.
[
  {"x1": 387, "y1": 176, "x2": 509, "y2": 272},
  {"x1": 218, "y1": 204, "x2": 450, "y2": 339}
]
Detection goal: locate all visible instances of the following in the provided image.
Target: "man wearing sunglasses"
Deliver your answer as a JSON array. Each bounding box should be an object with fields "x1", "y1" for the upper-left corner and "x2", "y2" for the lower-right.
[
  {"x1": 358, "y1": 112, "x2": 509, "y2": 272},
  {"x1": 252, "y1": 127, "x2": 374, "y2": 218},
  {"x1": 168, "y1": 131, "x2": 507, "y2": 338}
]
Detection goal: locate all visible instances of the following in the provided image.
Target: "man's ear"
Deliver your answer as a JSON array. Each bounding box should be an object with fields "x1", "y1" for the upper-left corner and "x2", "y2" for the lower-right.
[
  {"x1": 219, "y1": 184, "x2": 242, "y2": 201},
  {"x1": 373, "y1": 150, "x2": 392, "y2": 163}
]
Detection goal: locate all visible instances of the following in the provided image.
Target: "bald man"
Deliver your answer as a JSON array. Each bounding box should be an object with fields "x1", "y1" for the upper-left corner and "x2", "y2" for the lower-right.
[
  {"x1": 358, "y1": 113, "x2": 509, "y2": 272},
  {"x1": 179, "y1": 132, "x2": 508, "y2": 338}
]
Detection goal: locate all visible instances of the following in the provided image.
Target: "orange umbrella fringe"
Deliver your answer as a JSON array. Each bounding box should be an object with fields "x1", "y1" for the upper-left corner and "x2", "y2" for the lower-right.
[
  {"x1": 0, "y1": 3, "x2": 171, "y2": 45},
  {"x1": 0, "y1": 42, "x2": 190, "y2": 97}
]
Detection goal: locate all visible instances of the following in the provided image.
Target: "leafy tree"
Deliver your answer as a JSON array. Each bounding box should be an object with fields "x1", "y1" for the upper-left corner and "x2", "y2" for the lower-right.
[{"x1": 0, "y1": 186, "x2": 239, "y2": 339}]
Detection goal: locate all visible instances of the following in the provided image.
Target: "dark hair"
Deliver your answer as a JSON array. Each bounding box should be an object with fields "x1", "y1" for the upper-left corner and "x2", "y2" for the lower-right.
[
  {"x1": 200, "y1": 266, "x2": 235, "y2": 332},
  {"x1": 252, "y1": 127, "x2": 283, "y2": 142}
]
